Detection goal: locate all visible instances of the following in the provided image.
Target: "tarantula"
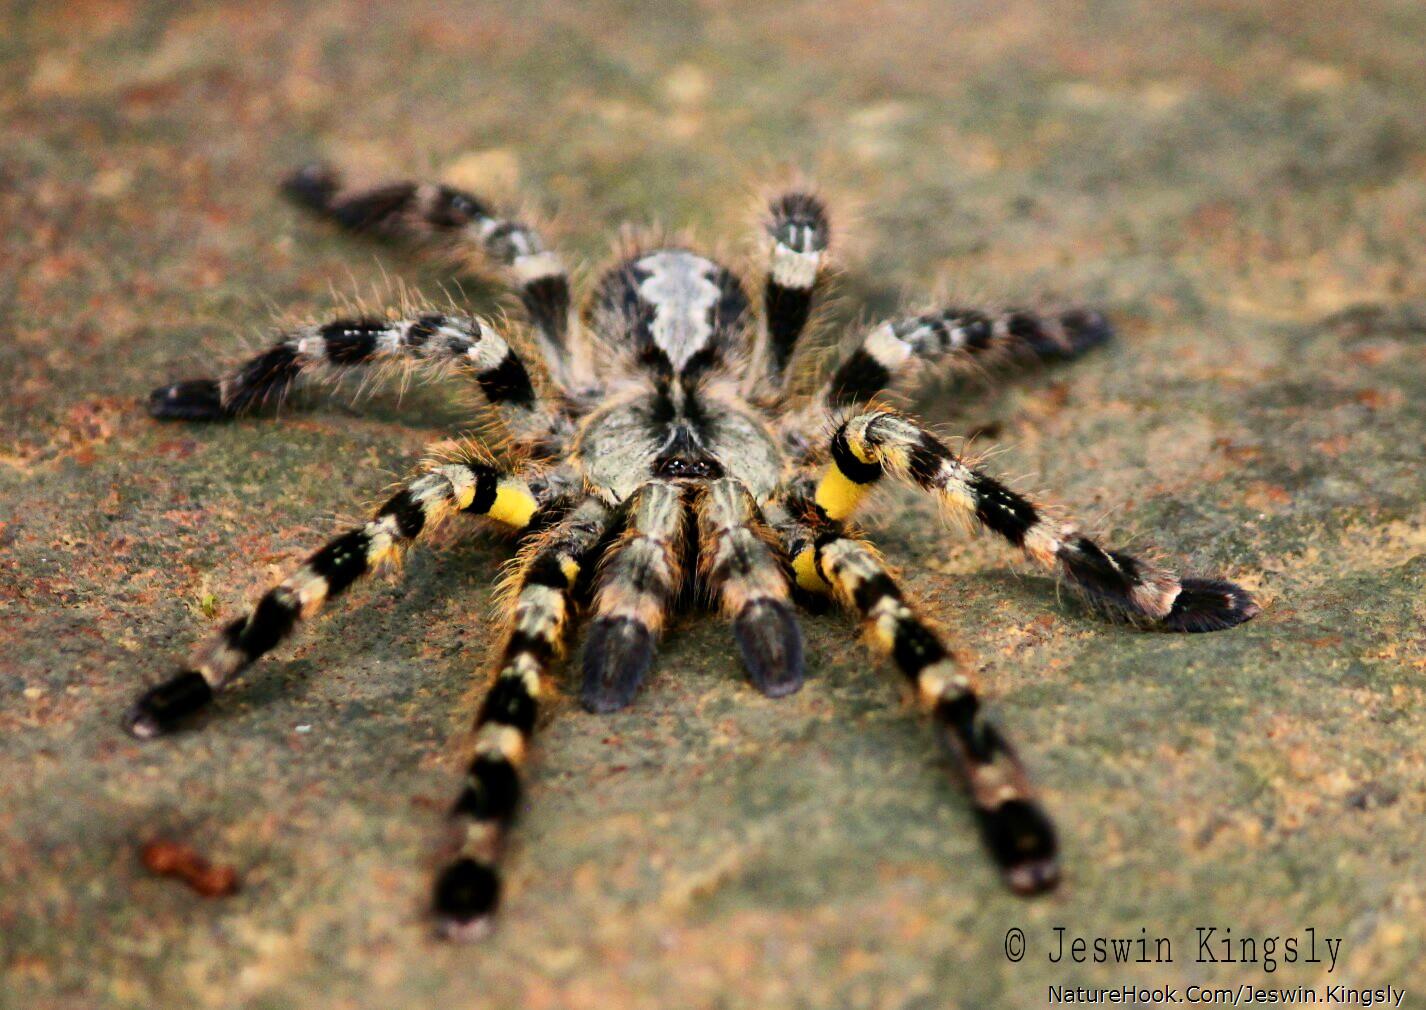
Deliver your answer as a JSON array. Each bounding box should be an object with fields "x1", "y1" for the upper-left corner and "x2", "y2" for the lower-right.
[{"x1": 126, "y1": 163, "x2": 1259, "y2": 939}]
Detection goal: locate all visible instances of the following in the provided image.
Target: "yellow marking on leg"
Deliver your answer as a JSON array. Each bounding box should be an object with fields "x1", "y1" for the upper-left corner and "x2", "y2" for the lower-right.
[
  {"x1": 1022, "y1": 521, "x2": 1063, "y2": 568},
  {"x1": 365, "y1": 527, "x2": 397, "y2": 567},
  {"x1": 916, "y1": 660, "x2": 971, "y2": 708},
  {"x1": 842, "y1": 418, "x2": 880, "y2": 463},
  {"x1": 874, "y1": 441, "x2": 911, "y2": 472},
  {"x1": 437, "y1": 464, "x2": 478, "y2": 509},
  {"x1": 458, "y1": 819, "x2": 502, "y2": 862},
  {"x1": 286, "y1": 567, "x2": 329, "y2": 615},
  {"x1": 488, "y1": 479, "x2": 539, "y2": 528},
  {"x1": 560, "y1": 557, "x2": 580, "y2": 585},
  {"x1": 501, "y1": 655, "x2": 543, "y2": 698},
  {"x1": 793, "y1": 548, "x2": 829, "y2": 593},
  {"x1": 871, "y1": 612, "x2": 899, "y2": 652},
  {"x1": 938, "y1": 482, "x2": 977, "y2": 524},
  {"x1": 475, "y1": 724, "x2": 527, "y2": 764},
  {"x1": 814, "y1": 467, "x2": 870, "y2": 520}
]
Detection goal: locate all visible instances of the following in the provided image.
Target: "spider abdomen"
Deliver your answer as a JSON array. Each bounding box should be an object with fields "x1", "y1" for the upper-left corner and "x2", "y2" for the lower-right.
[{"x1": 590, "y1": 248, "x2": 750, "y2": 378}]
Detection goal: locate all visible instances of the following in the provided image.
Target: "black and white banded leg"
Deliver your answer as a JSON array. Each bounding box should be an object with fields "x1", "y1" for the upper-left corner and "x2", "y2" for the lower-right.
[
  {"x1": 817, "y1": 305, "x2": 1112, "y2": 411},
  {"x1": 753, "y1": 191, "x2": 830, "y2": 388},
  {"x1": 813, "y1": 409, "x2": 1259, "y2": 631},
  {"x1": 148, "y1": 312, "x2": 565, "y2": 447},
  {"x1": 580, "y1": 479, "x2": 687, "y2": 713},
  {"x1": 124, "y1": 457, "x2": 552, "y2": 738},
  {"x1": 433, "y1": 496, "x2": 614, "y2": 940},
  {"x1": 282, "y1": 163, "x2": 577, "y2": 383},
  {"x1": 695, "y1": 478, "x2": 804, "y2": 697},
  {"x1": 773, "y1": 505, "x2": 1058, "y2": 893}
]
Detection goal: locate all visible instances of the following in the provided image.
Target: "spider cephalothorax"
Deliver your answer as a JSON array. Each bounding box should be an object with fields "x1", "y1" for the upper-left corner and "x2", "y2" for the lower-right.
[{"x1": 128, "y1": 163, "x2": 1259, "y2": 940}]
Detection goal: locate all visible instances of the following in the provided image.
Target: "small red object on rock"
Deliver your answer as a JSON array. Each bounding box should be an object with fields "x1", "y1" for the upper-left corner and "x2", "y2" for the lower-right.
[{"x1": 140, "y1": 839, "x2": 240, "y2": 897}]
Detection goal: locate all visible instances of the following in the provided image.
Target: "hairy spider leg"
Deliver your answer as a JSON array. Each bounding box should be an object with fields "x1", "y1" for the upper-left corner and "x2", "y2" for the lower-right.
[
  {"x1": 434, "y1": 496, "x2": 615, "y2": 941},
  {"x1": 124, "y1": 456, "x2": 559, "y2": 738},
  {"x1": 810, "y1": 305, "x2": 1112, "y2": 417},
  {"x1": 148, "y1": 312, "x2": 567, "y2": 447},
  {"x1": 695, "y1": 477, "x2": 804, "y2": 697},
  {"x1": 813, "y1": 410, "x2": 1259, "y2": 630},
  {"x1": 771, "y1": 500, "x2": 1059, "y2": 894},
  {"x1": 581, "y1": 479, "x2": 689, "y2": 713},
  {"x1": 283, "y1": 163, "x2": 585, "y2": 388},
  {"x1": 750, "y1": 190, "x2": 831, "y2": 390}
]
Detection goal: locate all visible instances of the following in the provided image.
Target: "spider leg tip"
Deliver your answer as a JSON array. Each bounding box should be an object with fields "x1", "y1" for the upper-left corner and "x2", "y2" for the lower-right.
[
  {"x1": 123, "y1": 671, "x2": 213, "y2": 738},
  {"x1": 580, "y1": 617, "x2": 654, "y2": 713},
  {"x1": 147, "y1": 380, "x2": 227, "y2": 422},
  {"x1": 1161, "y1": 578, "x2": 1260, "y2": 633},
  {"x1": 977, "y1": 798, "x2": 1060, "y2": 896},
  {"x1": 759, "y1": 677, "x2": 804, "y2": 700},
  {"x1": 1005, "y1": 857, "x2": 1062, "y2": 896},
  {"x1": 280, "y1": 162, "x2": 340, "y2": 210},
  {"x1": 433, "y1": 858, "x2": 500, "y2": 942},
  {"x1": 733, "y1": 599, "x2": 806, "y2": 698},
  {"x1": 436, "y1": 915, "x2": 495, "y2": 944},
  {"x1": 1061, "y1": 308, "x2": 1115, "y2": 356},
  {"x1": 122, "y1": 706, "x2": 163, "y2": 740}
]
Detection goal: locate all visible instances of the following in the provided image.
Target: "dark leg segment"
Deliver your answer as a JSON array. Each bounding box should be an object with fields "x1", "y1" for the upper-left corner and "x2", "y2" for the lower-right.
[
  {"x1": 433, "y1": 497, "x2": 613, "y2": 940},
  {"x1": 124, "y1": 457, "x2": 547, "y2": 738},
  {"x1": 581, "y1": 480, "x2": 687, "y2": 713}
]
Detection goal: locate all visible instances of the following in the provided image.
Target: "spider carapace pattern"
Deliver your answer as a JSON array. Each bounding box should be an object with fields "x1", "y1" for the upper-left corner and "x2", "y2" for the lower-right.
[{"x1": 127, "y1": 163, "x2": 1259, "y2": 940}]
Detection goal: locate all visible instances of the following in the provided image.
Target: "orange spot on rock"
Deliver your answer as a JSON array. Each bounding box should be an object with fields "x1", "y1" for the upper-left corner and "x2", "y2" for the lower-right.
[{"x1": 140, "y1": 839, "x2": 240, "y2": 898}]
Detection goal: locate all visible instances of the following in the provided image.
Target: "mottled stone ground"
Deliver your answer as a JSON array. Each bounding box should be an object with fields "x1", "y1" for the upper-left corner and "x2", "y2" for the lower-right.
[{"x1": 3, "y1": 2, "x2": 1425, "y2": 1007}]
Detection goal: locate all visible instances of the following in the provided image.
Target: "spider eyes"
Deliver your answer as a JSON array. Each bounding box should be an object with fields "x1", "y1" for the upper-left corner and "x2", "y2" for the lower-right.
[{"x1": 652, "y1": 457, "x2": 724, "y2": 479}]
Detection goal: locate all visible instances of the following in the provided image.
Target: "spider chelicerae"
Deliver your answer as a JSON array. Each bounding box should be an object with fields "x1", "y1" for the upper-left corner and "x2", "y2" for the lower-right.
[{"x1": 127, "y1": 163, "x2": 1260, "y2": 940}]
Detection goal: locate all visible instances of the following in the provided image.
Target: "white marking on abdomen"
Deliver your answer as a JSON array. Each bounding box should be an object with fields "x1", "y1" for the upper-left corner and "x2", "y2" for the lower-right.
[{"x1": 636, "y1": 250, "x2": 721, "y2": 370}]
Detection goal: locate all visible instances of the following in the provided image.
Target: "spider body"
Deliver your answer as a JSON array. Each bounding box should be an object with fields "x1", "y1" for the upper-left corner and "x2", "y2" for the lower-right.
[
  {"x1": 577, "y1": 247, "x2": 780, "y2": 495},
  {"x1": 128, "y1": 163, "x2": 1258, "y2": 940},
  {"x1": 578, "y1": 375, "x2": 780, "y2": 495}
]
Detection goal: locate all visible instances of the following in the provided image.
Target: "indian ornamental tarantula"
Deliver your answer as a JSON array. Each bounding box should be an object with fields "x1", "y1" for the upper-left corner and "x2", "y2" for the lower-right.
[{"x1": 127, "y1": 162, "x2": 1259, "y2": 939}]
